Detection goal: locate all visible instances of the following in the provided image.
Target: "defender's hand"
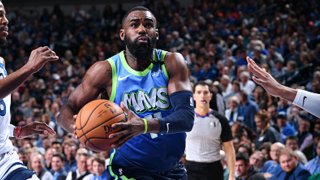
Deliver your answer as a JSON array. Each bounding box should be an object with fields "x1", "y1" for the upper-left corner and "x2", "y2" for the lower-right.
[
  {"x1": 24, "y1": 46, "x2": 59, "y2": 74},
  {"x1": 246, "y1": 56, "x2": 283, "y2": 97},
  {"x1": 17, "y1": 121, "x2": 56, "y2": 139}
]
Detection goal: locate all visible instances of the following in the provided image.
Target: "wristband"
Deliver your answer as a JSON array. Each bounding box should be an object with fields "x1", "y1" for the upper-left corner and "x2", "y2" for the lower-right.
[
  {"x1": 14, "y1": 126, "x2": 22, "y2": 138},
  {"x1": 142, "y1": 118, "x2": 148, "y2": 134}
]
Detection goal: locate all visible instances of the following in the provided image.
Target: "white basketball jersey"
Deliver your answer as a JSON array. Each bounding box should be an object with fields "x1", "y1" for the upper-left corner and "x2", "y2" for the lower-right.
[{"x1": 0, "y1": 57, "x2": 14, "y2": 155}]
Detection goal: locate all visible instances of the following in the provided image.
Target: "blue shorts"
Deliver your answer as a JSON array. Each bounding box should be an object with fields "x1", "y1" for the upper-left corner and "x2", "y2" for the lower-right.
[{"x1": 105, "y1": 162, "x2": 187, "y2": 180}]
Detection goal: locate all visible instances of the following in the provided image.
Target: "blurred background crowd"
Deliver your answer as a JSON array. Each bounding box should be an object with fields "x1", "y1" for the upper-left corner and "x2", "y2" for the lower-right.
[{"x1": 3, "y1": 0, "x2": 320, "y2": 179}]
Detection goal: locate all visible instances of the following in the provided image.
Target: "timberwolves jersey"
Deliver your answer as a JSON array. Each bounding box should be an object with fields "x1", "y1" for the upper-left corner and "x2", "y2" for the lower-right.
[
  {"x1": 0, "y1": 57, "x2": 14, "y2": 155},
  {"x1": 107, "y1": 49, "x2": 186, "y2": 172}
]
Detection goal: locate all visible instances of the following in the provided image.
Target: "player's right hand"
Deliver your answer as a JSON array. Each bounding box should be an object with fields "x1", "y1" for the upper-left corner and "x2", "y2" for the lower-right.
[{"x1": 24, "y1": 46, "x2": 59, "y2": 74}]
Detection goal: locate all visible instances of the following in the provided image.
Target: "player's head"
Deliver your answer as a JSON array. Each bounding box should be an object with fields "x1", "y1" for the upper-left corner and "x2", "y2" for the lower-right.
[
  {"x1": 0, "y1": 0, "x2": 8, "y2": 46},
  {"x1": 120, "y1": 6, "x2": 158, "y2": 59}
]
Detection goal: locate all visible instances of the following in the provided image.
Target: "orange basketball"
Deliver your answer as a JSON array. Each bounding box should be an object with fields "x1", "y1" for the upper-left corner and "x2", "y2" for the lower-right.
[{"x1": 75, "y1": 99, "x2": 126, "y2": 152}]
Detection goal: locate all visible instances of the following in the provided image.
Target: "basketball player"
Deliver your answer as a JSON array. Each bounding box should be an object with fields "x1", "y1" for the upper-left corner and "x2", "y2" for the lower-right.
[
  {"x1": 185, "y1": 81, "x2": 235, "y2": 180},
  {"x1": 246, "y1": 56, "x2": 320, "y2": 118},
  {"x1": 0, "y1": 1, "x2": 58, "y2": 179},
  {"x1": 58, "y1": 6, "x2": 194, "y2": 179}
]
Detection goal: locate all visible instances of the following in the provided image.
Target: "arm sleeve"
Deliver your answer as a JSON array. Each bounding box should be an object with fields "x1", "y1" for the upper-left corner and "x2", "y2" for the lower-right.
[
  {"x1": 293, "y1": 89, "x2": 320, "y2": 118},
  {"x1": 159, "y1": 91, "x2": 194, "y2": 134},
  {"x1": 8, "y1": 124, "x2": 15, "y2": 137},
  {"x1": 214, "y1": 111, "x2": 233, "y2": 142}
]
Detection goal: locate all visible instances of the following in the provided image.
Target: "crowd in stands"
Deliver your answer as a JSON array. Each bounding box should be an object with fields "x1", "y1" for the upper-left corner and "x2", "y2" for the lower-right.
[{"x1": 3, "y1": 0, "x2": 320, "y2": 179}]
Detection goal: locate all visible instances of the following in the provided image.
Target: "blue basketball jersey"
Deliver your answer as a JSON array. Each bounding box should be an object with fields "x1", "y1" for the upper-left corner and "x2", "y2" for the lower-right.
[{"x1": 107, "y1": 49, "x2": 186, "y2": 172}]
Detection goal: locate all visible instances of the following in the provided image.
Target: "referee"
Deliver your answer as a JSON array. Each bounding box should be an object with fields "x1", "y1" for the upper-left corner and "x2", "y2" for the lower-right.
[{"x1": 185, "y1": 81, "x2": 236, "y2": 180}]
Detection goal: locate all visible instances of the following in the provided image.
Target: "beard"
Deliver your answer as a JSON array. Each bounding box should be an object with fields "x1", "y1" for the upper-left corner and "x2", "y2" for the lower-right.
[{"x1": 125, "y1": 35, "x2": 157, "y2": 59}]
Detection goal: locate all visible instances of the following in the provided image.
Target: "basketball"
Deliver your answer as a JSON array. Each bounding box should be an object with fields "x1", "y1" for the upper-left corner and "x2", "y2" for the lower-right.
[{"x1": 75, "y1": 99, "x2": 126, "y2": 152}]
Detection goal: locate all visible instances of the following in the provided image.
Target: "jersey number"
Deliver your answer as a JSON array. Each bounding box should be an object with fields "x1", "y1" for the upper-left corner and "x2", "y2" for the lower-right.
[{"x1": 0, "y1": 99, "x2": 6, "y2": 116}]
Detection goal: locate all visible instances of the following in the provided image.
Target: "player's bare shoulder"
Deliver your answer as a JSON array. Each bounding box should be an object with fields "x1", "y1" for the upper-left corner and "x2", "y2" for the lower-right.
[
  {"x1": 163, "y1": 52, "x2": 188, "y2": 77},
  {"x1": 83, "y1": 61, "x2": 112, "y2": 87}
]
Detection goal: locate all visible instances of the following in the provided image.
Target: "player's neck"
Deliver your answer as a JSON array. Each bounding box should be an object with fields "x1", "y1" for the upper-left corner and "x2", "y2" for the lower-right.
[
  {"x1": 125, "y1": 49, "x2": 153, "y2": 71},
  {"x1": 195, "y1": 106, "x2": 210, "y2": 116}
]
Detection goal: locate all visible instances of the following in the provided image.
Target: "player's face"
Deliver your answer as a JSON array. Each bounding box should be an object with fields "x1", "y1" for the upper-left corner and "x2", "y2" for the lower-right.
[
  {"x1": 120, "y1": 10, "x2": 158, "y2": 58},
  {"x1": 0, "y1": 2, "x2": 8, "y2": 46},
  {"x1": 193, "y1": 84, "x2": 212, "y2": 108}
]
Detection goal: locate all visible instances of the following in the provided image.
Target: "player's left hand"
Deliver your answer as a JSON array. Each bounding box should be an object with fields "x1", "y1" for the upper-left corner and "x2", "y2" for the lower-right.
[
  {"x1": 18, "y1": 121, "x2": 56, "y2": 139},
  {"x1": 109, "y1": 102, "x2": 145, "y2": 148}
]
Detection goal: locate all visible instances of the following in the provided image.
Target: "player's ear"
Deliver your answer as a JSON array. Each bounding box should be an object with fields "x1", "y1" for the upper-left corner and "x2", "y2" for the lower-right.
[{"x1": 120, "y1": 29, "x2": 125, "y2": 41}]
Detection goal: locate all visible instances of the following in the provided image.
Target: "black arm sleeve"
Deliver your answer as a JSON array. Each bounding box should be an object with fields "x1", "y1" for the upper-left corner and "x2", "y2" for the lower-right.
[{"x1": 158, "y1": 91, "x2": 195, "y2": 134}]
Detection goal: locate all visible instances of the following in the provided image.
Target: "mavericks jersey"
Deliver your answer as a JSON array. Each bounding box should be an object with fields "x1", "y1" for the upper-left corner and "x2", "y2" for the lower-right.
[{"x1": 107, "y1": 49, "x2": 186, "y2": 172}]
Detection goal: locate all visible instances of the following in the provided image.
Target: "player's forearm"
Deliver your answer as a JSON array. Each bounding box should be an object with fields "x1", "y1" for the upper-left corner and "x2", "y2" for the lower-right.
[
  {"x1": 158, "y1": 91, "x2": 194, "y2": 134},
  {"x1": 57, "y1": 104, "x2": 76, "y2": 133},
  {"x1": 0, "y1": 65, "x2": 33, "y2": 99},
  {"x1": 292, "y1": 89, "x2": 320, "y2": 118},
  {"x1": 278, "y1": 85, "x2": 297, "y2": 102}
]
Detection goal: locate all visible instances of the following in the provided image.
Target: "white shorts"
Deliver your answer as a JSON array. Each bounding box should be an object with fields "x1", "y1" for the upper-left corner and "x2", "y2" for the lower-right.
[{"x1": 0, "y1": 150, "x2": 37, "y2": 180}]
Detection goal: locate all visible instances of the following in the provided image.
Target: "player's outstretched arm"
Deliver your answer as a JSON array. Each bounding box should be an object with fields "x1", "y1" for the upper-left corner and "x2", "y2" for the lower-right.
[
  {"x1": 12, "y1": 121, "x2": 56, "y2": 139},
  {"x1": 0, "y1": 46, "x2": 58, "y2": 99},
  {"x1": 246, "y1": 56, "x2": 297, "y2": 100},
  {"x1": 246, "y1": 56, "x2": 320, "y2": 118},
  {"x1": 57, "y1": 61, "x2": 111, "y2": 133}
]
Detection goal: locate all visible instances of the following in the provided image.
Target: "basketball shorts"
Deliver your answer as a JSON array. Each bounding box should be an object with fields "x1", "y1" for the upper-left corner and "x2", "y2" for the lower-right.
[
  {"x1": 0, "y1": 150, "x2": 36, "y2": 180},
  {"x1": 105, "y1": 162, "x2": 187, "y2": 180}
]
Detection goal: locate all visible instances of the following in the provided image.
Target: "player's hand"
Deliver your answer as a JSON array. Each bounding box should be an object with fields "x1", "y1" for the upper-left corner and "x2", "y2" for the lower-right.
[
  {"x1": 246, "y1": 56, "x2": 283, "y2": 97},
  {"x1": 24, "y1": 46, "x2": 59, "y2": 74},
  {"x1": 109, "y1": 102, "x2": 145, "y2": 148},
  {"x1": 18, "y1": 121, "x2": 56, "y2": 139}
]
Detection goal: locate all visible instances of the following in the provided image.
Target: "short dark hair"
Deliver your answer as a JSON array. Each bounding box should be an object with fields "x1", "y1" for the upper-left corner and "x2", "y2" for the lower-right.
[
  {"x1": 52, "y1": 153, "x2": 65, "y2": 162},
  {"x1": 236, "y1": 153, "x2": 249, "y2": 164},
  {"x1": 121, "y1": 6, "x2": 156, "y2": 27},
  {"x1": 285, "y1": 136, "x2": 298, "y2": 144},
  {"x1": 193, "y1": 81, "x2": 210, "y2": 93}
]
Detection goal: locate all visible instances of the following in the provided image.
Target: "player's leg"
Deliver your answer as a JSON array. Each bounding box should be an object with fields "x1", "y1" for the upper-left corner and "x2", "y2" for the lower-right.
[
  {"x1": 0, "y1": 151, "x2": 37, "y2": 180},
  {"x1": 5, "y1": 168, "x2": 38, "y2": 180}
]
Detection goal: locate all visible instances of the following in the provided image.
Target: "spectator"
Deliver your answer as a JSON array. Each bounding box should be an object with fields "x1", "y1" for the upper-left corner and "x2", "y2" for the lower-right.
[
  {"x1": 276, "y1": 111, "x2": 297, "y2": 143},
  {"x1": 305, "y1": 141, "x2": 320, "y2": 174},
  {"x1": 92, "y1": 155, "x2": 107, "y2": 180},
  {"x1": 261, "y1": 142, "x2": 285, "y2": 178},
  {"x1": 66, "y1": 148, "x2": 93, "y2": 180},
  {"x1": 297, "y1": 113, "x2": 313, "y2": 152},
  {"x1": 285, "y1": 136, "x2": 308, "y2": 164},
  {"x1": 254, "y1": 110, "x2": 280, "y2": 149},
  {"x1": 225, "y1": 96, "x2": 240, "y2": 125},
  {"x1": 270, "y1": 149, "x2": 311, "y2": 180},
  {"x1": 51, "y1": 153, "x2": 67, "y2": 180},
  {"x1": 235, "y1": 153, "x2": 266, "y2": 180},
  {"x1": 45, "y1": 147, "x2": 57, "y2": 171},
  {"x1": 237, "y1": 91, "x2": 259, "y2": 130},
  {"x1": 249, "y1": 151, "x2": 266, "y2": 172},
  {"x1": 30, "y1": 152, "x2": 53, "y2": 180}
]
